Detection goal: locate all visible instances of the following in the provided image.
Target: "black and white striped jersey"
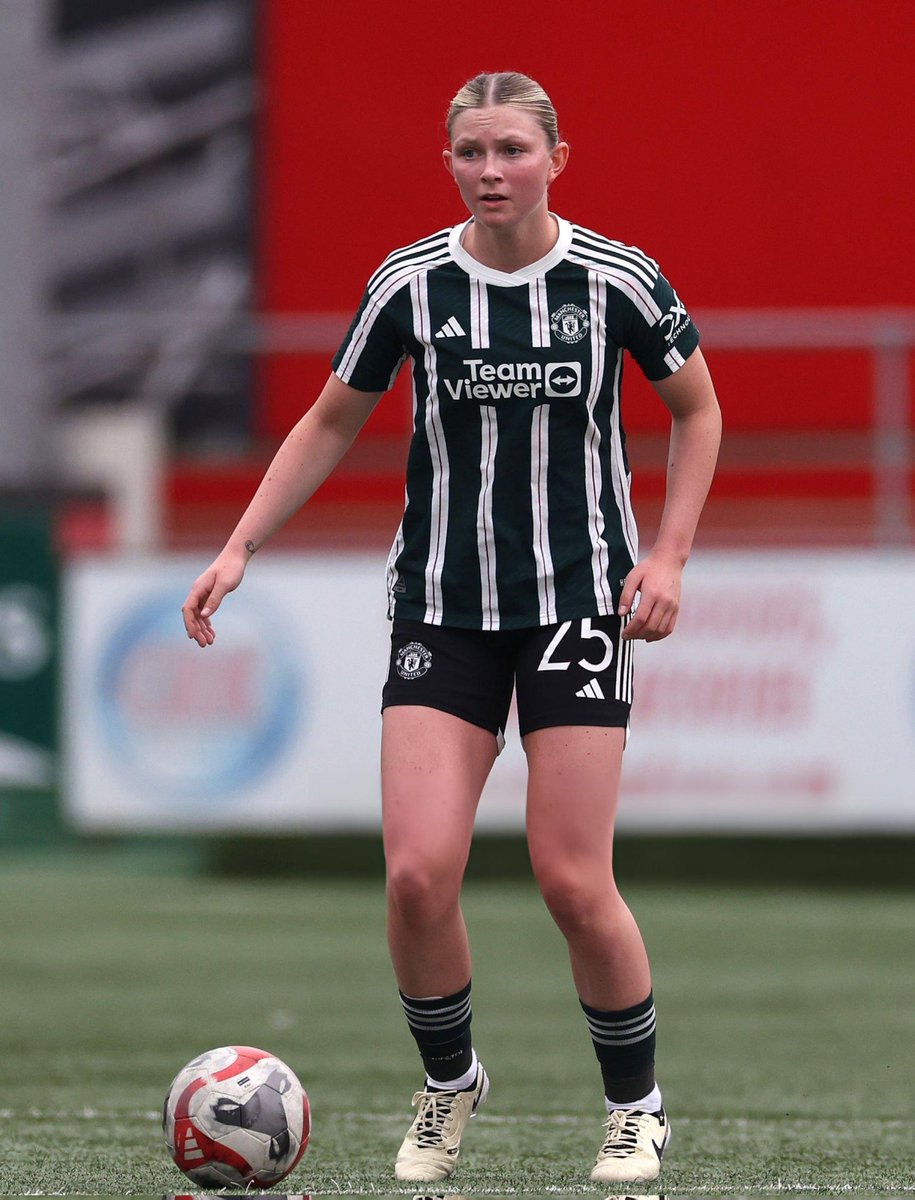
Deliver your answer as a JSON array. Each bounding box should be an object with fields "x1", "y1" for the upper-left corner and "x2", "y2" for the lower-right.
[{"x1": 332, "y1": 215, "x2": 700, "y2": 630}]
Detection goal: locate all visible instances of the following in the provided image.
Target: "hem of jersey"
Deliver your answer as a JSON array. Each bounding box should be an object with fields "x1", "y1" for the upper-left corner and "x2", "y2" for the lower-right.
[
  {"x1": 390, "y1": 597, "x2": 624, "y2": 631},
  {"x1": 448, "y1": 214, "x2": 574, "y2": 286}
]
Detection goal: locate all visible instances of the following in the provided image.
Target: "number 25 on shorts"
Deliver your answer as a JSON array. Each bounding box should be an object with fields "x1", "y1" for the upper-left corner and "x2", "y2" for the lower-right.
[{"x1": 537, "y1": 618, "x2": 615, "y2": 673}]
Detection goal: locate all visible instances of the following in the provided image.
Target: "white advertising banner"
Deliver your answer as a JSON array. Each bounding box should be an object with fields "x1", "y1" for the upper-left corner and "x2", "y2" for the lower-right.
[
  {"x1": 63, "y1": 555, "x2": 391, "y2": 832},
  {"x1": 64, "y1": 551, "x2": 915, "y2": 833}
]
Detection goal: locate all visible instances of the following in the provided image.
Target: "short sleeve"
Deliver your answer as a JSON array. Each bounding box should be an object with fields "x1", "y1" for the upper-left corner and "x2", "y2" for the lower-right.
[
  {"x1": 624, "y1": 268, "x2": 700, "y2": 381},
  {"x1": 332, "y1": 283, "x2": 408, "y2": 393}
]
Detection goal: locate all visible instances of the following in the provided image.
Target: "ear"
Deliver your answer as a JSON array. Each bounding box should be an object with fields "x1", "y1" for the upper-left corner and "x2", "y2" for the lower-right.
[
  {"x1": 547, "y1": 140, "x2": 570, "y2": 184},
  {"x1": 443, "y1": 147, "x2": 455, "y2": 179}
]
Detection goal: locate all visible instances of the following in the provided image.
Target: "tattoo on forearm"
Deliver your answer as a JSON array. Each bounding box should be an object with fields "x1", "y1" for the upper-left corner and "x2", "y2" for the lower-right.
[{"x1": 245, "y1": 540, "x2": 258, "y2": 555}]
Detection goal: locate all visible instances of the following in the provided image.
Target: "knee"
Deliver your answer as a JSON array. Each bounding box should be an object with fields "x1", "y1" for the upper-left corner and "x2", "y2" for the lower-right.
[
  {"x1": 386, "y1": 858, "x2": 461, "y2": 924},
  {"x1": 535, "y1": 864, "x2": 618, "y2": 936}
]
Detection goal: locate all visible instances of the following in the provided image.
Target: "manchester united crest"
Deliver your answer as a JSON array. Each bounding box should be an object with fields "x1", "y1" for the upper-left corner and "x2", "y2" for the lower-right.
[
  {"x1": 550, "y1": 303, "x2": 590, "y2": 344},
  {"x1": 395, "y1": 641, "x2": 433, "y2": 680}
]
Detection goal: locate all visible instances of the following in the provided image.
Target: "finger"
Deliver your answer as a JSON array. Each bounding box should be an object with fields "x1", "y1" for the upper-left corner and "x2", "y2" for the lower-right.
[
  {"x1": 622, "y1": 599, "x2": 656, "y2": 640},
  {"x1": 182, "y1": 578, "x2": 210, "y2": 615},
  {"x1": 617, "y1": 573, "x2": 642, "y2": 617},
  {"x1": 644, "y1": 620, "x2": 673, "y2": 643},
  {"x1": 201, "y1": 579, "x2": 237, "y2": 618},
  {"x1": 186, "y1": 616, "x2": 214, "y2": 648},
  {"x1": 195, "y1": 613, "x2": 216, "y2": 647},
  {"x1": 628, "y1": 593, "x2": 677, "y2": 640},
  {"x1": 181, "y1": 595, "x2": 209, "y2": 639},
  {"x1": 182, "y1": 586, "x2": 217, "y2": 646},
  {"x1": 659, "y1": 609, "x2": 678, "y2": 638},
  {"x1": 642, "y1": 605, "x2": 678, "y2": 642}
]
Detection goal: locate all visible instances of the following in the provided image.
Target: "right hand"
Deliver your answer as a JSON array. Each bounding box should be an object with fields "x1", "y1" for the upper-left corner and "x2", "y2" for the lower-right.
[{"x1": 181, "y1": 551, "x2": 248, "y2": 647}]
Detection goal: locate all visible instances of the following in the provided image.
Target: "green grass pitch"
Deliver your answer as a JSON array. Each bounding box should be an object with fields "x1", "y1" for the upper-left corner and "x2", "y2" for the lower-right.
[{"x1": 0, "y1": 856, "x2": 911, "y2": 1194}]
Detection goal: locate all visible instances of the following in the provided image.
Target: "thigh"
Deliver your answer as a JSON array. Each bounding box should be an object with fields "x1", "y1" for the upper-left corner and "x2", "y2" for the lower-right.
[
  {"x1": 524, "y1": 724, "x2": 626, "y2": 873},
  {"x1": 382, "y1": 705, "x2": 499, "y2": 873},
  {"x1": 514, "y1": 614, "x2": 633, "y2": 739}
]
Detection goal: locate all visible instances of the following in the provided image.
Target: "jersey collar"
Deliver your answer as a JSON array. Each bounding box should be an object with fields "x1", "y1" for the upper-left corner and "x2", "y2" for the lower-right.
[{"x1": 448, "y1": 215, "x2": 572, "y2": 286}]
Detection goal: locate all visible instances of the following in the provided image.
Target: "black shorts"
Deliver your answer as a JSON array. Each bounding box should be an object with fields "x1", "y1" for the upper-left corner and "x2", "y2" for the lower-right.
[{"x1": 382, "y1": 616, "x2": 633, "y2": 741}]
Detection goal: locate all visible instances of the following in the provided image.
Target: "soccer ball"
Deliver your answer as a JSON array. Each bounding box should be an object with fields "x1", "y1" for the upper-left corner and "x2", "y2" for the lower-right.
[{"x1": 163, "y1": 1045, "x2": 310, "y2": 1188}]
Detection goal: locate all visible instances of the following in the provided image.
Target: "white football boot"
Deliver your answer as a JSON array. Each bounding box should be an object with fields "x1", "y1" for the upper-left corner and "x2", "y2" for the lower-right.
[
  {"x1": 590, "y1": 1106, "x2": 670, "y2": 1183},
  {"x1": 394, "y1": 1065, "x2": 489, "y2": 1182}
]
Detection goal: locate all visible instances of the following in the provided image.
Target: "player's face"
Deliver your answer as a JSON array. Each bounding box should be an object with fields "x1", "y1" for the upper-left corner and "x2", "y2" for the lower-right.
[{"x1": 444, "y1": 106, "x2": 568, "y2": 234}]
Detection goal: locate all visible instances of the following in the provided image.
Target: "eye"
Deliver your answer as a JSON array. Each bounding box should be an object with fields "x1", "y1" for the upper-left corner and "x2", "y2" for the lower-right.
[
  {"x1": 504, "y1": 146, "x2": 524, "y2": 156},
  {"x1": 458, "y1": 148, "x2": 477, "y2": 159}
]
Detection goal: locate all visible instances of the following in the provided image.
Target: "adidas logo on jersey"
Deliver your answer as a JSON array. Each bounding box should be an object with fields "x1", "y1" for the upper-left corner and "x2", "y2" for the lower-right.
[
  {"x1": 576, "y1": 678, "x2": 605, "y2": 699},
  {"x1": 435, "y1": 316, "x2": 466, "y2": 338}
]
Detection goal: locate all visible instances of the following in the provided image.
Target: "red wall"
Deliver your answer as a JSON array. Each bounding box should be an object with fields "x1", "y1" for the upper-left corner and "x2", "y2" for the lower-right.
[{"x1": 256, "y1": 0, "x2": 913, "y2": 438}]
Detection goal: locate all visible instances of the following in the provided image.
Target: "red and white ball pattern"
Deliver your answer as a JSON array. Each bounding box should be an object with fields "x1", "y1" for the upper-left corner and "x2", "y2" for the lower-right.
[{"x1": 163, "y1": 1045, "x2": 310, "y2": 1188}]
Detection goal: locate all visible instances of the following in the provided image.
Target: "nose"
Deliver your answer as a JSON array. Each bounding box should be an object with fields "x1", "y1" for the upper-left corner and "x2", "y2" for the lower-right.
[{"x1": 480, "y1": 153, "x2": 503, "y2": 182}]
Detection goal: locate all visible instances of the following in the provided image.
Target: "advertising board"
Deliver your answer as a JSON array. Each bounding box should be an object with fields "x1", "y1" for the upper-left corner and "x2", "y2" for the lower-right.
[
  {"x1": 63, "y1": 551, "x2": 915, "y2": 833},
  {"x1": 64, "y1": 556, "x2": 389, "y2": 831}
]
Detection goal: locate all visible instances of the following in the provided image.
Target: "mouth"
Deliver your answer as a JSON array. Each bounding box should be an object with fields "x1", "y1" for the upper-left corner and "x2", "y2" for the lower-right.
[{"x1": 480, "y1": 193, "x2": 507, "y2": 204}]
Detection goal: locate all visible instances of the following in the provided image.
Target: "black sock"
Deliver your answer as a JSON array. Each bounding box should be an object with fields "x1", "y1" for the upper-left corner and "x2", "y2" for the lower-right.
[
  {"x1": 580, "y1": 990, "x2": 657, "y2": 1104},
  {"x1": 399, "y1": 980, "x2": 474, "y2": 1084}
]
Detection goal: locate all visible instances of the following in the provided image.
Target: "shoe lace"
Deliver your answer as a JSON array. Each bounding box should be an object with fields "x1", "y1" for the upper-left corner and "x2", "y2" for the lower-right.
[
  {"x1": 411, "y1": 1089, "x2": 457, "y2": 1148},
  {"x1": 599, "y1": 1108, "x2": 645, "y2": 1157}
]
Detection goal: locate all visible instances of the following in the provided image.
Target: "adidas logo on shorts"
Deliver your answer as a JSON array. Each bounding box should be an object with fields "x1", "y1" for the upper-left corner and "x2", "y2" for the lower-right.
[{"x1": 576, "y1": 678, "x2": 605, "y2": 699}]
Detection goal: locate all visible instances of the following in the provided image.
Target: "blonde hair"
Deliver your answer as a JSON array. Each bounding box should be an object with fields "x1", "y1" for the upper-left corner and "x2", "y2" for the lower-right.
[{"x1": 446, "y1": 72, "x2": 560, "y2": 147}]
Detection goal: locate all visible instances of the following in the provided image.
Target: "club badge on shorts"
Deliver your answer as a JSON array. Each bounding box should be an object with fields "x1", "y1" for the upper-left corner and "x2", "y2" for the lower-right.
[{"x1": 396, "y1": 641, "x2": 432, "y2": 680}]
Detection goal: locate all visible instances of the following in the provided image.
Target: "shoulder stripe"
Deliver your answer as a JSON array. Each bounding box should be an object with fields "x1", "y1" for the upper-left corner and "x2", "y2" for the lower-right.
[
  {"x1": 369, "y1": 238, "x2": 453, "y2": 295},
  {"x1": 337, "y1": 248, "x2": 451, "y2": 380},
  {"x1": 367, "y1": 229, "x2": 452, "y2": 292},
  {"x1": 570, "y1": 240, "x2": 657, "y2": 290},
  {"x1": 570, "y1": 226, "x2": 659, "y2": 282},
  {"x1": 567, "y1": 250, "x2": 662, "y2": 324},
  {"x1": 569, "y1": 231, "x2": 658, "y2": 289},
  {"x1": 368, "y1": 242, "x2": 452, "y2": 297}
]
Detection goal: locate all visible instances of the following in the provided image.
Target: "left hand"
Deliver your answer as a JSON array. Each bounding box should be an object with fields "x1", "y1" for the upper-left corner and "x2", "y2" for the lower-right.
[{"x1": 618, "y1": 552, "x2": 684, "y2": 642}]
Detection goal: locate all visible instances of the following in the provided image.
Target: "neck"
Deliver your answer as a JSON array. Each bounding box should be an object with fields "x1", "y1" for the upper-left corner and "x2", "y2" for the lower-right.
[{"x1": 462, "y1": 210, "x2": 558, "y2": 273}]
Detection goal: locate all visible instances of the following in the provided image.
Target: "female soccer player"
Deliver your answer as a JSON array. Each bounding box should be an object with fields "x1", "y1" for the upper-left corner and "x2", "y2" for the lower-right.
[{"x1": 182, "y1": 71, "x2": 721, "y2": 1185}]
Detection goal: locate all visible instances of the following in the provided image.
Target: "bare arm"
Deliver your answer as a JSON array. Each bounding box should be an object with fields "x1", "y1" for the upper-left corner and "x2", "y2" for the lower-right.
[
  {"x1": 619, "y1": 347, "x2": 722, "y2": 641},
  {"x1": 182, "y1": 373, "x2": 382, "y2": 645}
]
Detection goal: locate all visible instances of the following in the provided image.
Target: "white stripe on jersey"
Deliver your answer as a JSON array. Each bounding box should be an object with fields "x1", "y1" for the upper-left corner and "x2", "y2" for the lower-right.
[
  {"x1": 570, "y1": 228, "x2": 660, "y2": 287},
  {"x1": 410, "y1": 273, "x2": 449, "y2": 625},
  {"x1": 664, "y1": 346, "x2": 686, "y2": 372},
  {"x1": 337, "y1": 245, "x2": 451, "y2": 381},
  {"x1": 477, "y1": 408, "x2": 500, "y2": 631},
  {"x1": 566, "y1": 253, "x2": 663, "y2": 325},
  {"x1": 583, "y1": 274, "x2": 615, "y2": 611},
  {"x1": 529, "y1": 277, "x2": 551, "y2": 348},
  {"x1": 469, "y1": 277, "x2": 490, "y2": 349},
  {"x1": 530, "y1": 404, "x2": 557, "y2": 624},
  {"x1": 608, "y1": 344, "x2": 639, "y2": 562},
  {"x1": 385, "y1": 360, "x2": 420, "y2": 615},
  {"x1": 368, "y1": 229, "x2": 451, "y2": 292}
]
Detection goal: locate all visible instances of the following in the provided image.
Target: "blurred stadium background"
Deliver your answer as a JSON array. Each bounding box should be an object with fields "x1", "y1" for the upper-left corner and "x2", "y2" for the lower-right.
[{"x1": 0, "y1": 0, "x2": 913, "y2": 1191}]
